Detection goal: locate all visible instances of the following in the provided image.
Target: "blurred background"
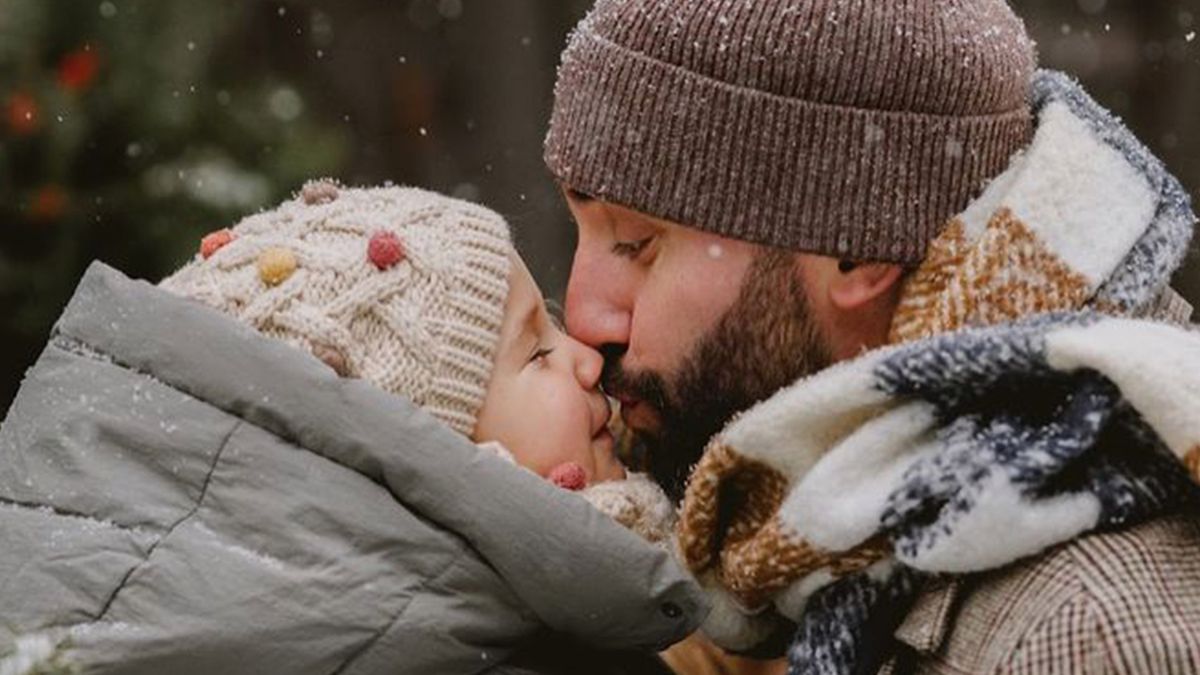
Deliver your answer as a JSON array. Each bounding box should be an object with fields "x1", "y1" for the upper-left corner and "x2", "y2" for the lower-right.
[{"x1": 1, "y1": 0, "x2": 1198, "y2": 410}]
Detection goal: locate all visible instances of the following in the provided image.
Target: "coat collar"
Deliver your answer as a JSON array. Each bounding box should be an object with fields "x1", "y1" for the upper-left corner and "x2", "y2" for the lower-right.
[
  {"x1": 892, "y1": 578, "x2": 962, "y2": 655},
  {"x1": 51, "y1": 261, "x2": 708, "y2": 650}
]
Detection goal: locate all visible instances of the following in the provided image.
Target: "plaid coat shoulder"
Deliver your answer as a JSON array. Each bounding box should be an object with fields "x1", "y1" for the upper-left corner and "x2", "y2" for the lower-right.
[{"x1": 880, "y1": 515, "x2": 1200, "y2": 675}]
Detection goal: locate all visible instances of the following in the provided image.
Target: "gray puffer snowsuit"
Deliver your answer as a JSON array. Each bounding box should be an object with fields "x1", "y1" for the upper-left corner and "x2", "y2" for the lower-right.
[{"x1": 0, "y1": 263, "x2": 706, "y2": 674}]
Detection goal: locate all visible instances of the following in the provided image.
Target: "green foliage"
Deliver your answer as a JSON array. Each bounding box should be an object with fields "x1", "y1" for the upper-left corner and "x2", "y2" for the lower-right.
[{"x1": 0, "y1": 0, "x2": 349, "y2": 406}]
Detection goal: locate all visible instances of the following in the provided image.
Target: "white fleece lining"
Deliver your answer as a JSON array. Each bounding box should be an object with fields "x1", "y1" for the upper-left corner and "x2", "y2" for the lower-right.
[
  {"x1": 903, "y1": 470, "x2": 1101, "y2": 574},
  {"x1": 1000, "y1": 102, "x2": 1156, "y2": 286},
  {"x1": 960, "y1": 150, "x2": 1026, "y2": 239},
  {"x1": 696, "y1": 572, "x2": 780, "y2": 651},
  {"x1": 721, "y1": 351, "x2": 893, "y2": 480},
  {"x1": 1047, "y1": 318, "x2": 1200, "y2": 457},
  {"x1": 781, "y1": 403, "x2": 940, "y2": 552},
  {"x1": 958, "y1": 101, "x2": 1157, "y2": 290},
  {"x1": 774, "y1": 568, "x2": 836, "y2": 622}
]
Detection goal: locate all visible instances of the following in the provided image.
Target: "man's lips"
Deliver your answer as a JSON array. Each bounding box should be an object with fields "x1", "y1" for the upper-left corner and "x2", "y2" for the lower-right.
[
  {"x1": 612, "y1": 392, "x2": 639, "y2": 409},
  {"x1": 603, "y1": 378, "x2": 663, "y2": 433},
  {"x1": 616, "y1": 396, "x2": 661, "y2": 434},
  {"x1": 609, "y1": 391, "x2": 640, "y2": 419}
]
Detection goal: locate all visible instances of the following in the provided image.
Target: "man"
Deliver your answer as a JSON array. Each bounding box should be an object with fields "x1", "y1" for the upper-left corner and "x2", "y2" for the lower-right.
[{"x1": 546, "y1": 1, "x2": 1200, "y2": 674}]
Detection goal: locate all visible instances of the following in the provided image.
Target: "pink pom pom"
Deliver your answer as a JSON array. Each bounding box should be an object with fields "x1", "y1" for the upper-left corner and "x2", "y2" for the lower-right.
[
  {"x1": 368, "y1": 231, "x2": 406, "y2": 270},
  {"x1": 301, "y1": 179, "x2": 339, "y2": 205},
  {"x1": 548, "y1": 462, "x2": 588, "y2": 491},
  {"x1": 200, "y1": 229, "x2": 234, "y2": 259}
]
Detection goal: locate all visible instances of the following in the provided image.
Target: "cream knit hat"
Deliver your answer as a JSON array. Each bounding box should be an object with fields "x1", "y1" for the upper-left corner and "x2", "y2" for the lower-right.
[{"x1": 160, "y1": 180, "x2": 512, "y2": 436}]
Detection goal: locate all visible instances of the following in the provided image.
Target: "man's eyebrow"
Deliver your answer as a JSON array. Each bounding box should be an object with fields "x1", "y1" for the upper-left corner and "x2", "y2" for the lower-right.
[{"x1": 564, "y1": 187, "x2": 594, "y2": 203}]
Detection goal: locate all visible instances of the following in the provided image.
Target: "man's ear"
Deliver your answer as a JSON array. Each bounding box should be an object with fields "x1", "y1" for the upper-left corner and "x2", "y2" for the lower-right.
[{"x1": 827, "y1": 261, "x2": 905, "y2": 311}]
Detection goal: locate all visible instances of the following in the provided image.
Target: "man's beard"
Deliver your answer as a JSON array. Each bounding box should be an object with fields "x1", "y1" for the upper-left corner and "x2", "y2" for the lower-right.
[{"x1": 602, "y1": 250, "x2": 833, "y2": 503}]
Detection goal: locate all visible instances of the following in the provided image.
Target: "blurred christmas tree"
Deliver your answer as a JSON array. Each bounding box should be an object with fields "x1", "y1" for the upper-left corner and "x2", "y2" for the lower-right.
[{"x1": 0, "y1": 0, "x2": 350, "y2": 409}]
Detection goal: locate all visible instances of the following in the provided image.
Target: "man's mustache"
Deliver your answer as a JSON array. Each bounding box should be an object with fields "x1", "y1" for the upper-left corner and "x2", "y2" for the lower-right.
[{"x1": 599, "y1": 347, "x2": 671, "y2": 415}]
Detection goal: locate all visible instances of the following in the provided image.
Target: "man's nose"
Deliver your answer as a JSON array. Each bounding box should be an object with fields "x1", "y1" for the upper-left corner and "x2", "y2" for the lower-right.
[
  {"x1": 568, "y1": 334, "x2": 605, "y2": 390},
  {"x1": 565, "y1": 246, "x2": 631, "y2": 350}
]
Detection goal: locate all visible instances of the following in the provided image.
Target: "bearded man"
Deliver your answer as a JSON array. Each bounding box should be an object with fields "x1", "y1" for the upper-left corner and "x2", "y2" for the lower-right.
[{"x1": 547, "y1": 1, "x2": 1200, "y2": 673}]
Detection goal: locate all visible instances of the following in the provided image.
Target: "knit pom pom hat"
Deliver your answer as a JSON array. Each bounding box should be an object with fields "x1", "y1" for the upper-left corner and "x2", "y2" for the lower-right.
[{"x1": 160, "y1": 180, "x2": 513, "y2": 436}]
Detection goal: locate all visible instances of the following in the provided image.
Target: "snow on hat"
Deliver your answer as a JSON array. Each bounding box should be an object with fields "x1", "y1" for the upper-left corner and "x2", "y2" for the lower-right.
[
  {"x1": 160, "y1": 180, "x2": 512, "y2": 436},
  {"x1": 546, "y1": 0, "x2": 1037, "y2": 264}
]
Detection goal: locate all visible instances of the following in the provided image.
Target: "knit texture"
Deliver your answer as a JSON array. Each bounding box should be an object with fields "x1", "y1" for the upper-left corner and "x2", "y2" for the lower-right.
[
  {"x1": 160, "y1": 181, "x2": 512, "y2": 436},
  {"x1": 545, "y1": 0, "x2": 1037, "y2": 263},
  {"x1": 581, "y1": 472, "x2": 675, "y2": 545},
  {"x1": 674, "y1": 72, "x2": 1200, "y2": 674},
  {"x1": 480, "y1": 439, "x2": 676, "y2": 544}
]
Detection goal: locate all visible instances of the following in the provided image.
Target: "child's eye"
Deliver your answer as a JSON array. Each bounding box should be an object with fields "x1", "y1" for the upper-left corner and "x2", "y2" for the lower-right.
[
  {"x1": 528, "y1": 347, "x2": 554, "y2": 364},
  {"x1": 611, "y1": 237, "x2": 653, "y2": 260}
]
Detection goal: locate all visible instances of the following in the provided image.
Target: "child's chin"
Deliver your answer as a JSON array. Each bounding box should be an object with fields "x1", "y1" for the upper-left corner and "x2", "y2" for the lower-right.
[{"x1": 597, "y1": 454, "x2": 629, "y2": 483}]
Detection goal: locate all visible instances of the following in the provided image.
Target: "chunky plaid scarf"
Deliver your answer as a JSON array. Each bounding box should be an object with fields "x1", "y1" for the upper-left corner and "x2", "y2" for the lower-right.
[{"x1": 675, "y1": 70, "x2": 1200, "y2": 675}]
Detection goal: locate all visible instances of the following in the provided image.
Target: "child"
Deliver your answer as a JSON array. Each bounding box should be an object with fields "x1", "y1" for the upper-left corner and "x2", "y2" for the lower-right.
[
  {"x1": 0, "y1": 181, "x2": 696, "y2": 675},
  {"x1": 160, "y1": 179, "x2": 672, "y2": 541}
]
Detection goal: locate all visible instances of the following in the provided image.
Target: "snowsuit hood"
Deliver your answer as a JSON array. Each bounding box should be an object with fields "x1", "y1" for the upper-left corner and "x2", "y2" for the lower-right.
[{"x1": 0, "y1": 262, "x2": 706, "y2": 674}]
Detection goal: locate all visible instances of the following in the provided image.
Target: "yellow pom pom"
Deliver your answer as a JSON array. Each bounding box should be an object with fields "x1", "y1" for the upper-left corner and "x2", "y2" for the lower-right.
[{"x1": 257, "y1": 247, "x2": 297, "y2": 286}]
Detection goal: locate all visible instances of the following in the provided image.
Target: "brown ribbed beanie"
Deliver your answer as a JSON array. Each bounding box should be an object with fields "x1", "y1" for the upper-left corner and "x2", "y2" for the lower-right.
[{"x1": 545, "y1": 0, "x2": 1038, "y2": 264}]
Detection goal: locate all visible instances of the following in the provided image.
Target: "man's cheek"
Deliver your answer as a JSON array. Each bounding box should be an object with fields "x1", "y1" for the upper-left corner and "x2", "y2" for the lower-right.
[{"x1": 628, "y1": 320, "x2": 682, "y2": 378}]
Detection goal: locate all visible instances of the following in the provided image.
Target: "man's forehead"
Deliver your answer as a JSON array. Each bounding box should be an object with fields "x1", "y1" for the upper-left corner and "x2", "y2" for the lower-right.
[
  {"x1": 561, "y1": 184, "x2": 772, "y2": 259},
  {"x1": 564, "y1": 190, "x2": 670, "y2": 233}
]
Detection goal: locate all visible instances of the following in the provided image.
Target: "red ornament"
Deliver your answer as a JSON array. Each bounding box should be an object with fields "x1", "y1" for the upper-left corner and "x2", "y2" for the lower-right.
[
  {"x1": 368, "y1": 231, "x2": 406, "y2": 270},
  {"x1": 5, "y1": 92, "x2": 39, "y2": 135},
  {"x1": 28, "y1": 185, "x2": 68, "y2": 222},
  {"x1": 548, "y1": 462, "x2": 588, "y2": 491},
  {"x1": 58, "y1": 46, "x2": 101, "y2": 92},
  {"x1": 200, "y1": 229, "x2": 235, "y2": 259}
]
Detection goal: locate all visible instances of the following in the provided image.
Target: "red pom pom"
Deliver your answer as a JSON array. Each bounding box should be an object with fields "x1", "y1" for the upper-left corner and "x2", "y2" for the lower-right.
[
  {"x1": 368, "y1": 231, "x2": 406, "y2": 270},
  {"x1": 200, "y1": 229, "x2": 234, "y2": 259},
  {"x1": 549, "y1": 462, "x2": 588, "y2": 491}
]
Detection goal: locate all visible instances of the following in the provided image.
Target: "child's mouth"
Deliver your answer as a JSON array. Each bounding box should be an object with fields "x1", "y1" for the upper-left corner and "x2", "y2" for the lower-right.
[{"x1": 591, "y1": 394, "x2": 614, "y2": 438}]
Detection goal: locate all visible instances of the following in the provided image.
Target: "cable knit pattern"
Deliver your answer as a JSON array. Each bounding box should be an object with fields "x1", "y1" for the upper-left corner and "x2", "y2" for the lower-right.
[
  {"x1": 160, "y1": 181, "x2": 512, "y2": 436},
  {"x1": 581, "y1": 472, "x2": 676, "y2": 545}
]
